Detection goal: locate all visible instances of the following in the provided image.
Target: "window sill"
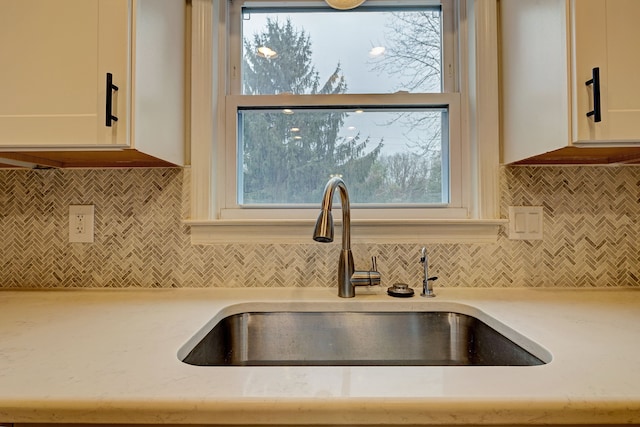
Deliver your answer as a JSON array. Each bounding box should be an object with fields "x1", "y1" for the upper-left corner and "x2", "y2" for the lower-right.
[{"x1": 185, "y1": 218, "x2": 507, "y2": 244}]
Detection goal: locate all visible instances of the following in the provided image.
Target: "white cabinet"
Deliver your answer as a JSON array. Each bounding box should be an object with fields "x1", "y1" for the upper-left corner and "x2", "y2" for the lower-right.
[
  {"x1": 501, "y1": 0, "x2": 640, "y2": 165},
  {"x1": 0, "y1": 0, "x2": 185, "y2": 167},
  {"x1": 0, "y1": 0, "x2": 128, "y2": 148},
  {"x1": 572, "y1": 0, "x2": 640, "y2": 142}
]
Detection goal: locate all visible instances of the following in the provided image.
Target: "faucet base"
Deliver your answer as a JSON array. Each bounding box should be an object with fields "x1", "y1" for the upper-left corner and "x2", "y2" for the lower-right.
[{"x1": 337, "y1": 249, "x2": 355, "y2": 298}]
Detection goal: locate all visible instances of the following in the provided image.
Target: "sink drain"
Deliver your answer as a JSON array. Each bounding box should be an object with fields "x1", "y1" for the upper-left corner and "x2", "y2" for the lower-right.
[{"x1": 387, "y1": 283, "x2": 415, "y2": 297}]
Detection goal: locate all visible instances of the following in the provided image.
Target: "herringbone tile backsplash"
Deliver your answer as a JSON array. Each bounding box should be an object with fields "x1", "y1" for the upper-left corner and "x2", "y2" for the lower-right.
[{"x1": 1, "y1": 166, "x2": 639, "y2": 288}]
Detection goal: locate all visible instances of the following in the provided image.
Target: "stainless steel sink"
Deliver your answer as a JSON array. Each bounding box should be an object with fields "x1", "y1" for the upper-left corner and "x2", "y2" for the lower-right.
[{"x1": 181, "y1": 311, "x2": 548, "y2": 367}]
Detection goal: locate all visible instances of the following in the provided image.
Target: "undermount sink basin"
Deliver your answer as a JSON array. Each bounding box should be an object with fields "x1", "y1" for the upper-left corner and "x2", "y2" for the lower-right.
[{"x1": 180, "y1": 310, "x2": 549, "y2": 367}]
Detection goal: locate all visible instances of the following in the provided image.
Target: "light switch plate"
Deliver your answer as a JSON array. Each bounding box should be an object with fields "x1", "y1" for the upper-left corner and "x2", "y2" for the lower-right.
[{"x1": 508, "y1": 206, "x2": 543, "y2": 240}]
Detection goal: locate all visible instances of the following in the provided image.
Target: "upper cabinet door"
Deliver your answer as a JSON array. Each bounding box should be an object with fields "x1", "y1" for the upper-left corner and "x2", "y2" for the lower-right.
[
  {"x1": 0, "y1": 0, "x2": 129, "y2": 148},
  {"x1": 572, "y1": 0, "x2": 640, "y2": 143}
]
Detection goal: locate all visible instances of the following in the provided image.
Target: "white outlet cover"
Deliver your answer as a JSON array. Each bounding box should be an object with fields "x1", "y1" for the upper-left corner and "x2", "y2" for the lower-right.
[
  {"x1": 69, "y1": 205, "x2": 95, "y2": 243},
  {"x1": 508, "y1": 206, "x2": 543, "y2": 240}
]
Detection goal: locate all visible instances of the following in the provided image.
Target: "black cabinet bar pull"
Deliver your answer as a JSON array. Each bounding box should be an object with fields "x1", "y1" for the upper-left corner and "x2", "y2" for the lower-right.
[
  {"x1": 105, "y1": 72, "x2": 119, "y2": 127},
  {"x1": 585, "y1": 67, "x2": 601, "y2": 123}
]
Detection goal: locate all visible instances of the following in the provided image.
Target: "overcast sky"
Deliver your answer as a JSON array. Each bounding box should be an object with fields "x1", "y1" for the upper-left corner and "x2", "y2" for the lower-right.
[{"x1": 243, "y1": 10, "x2": 398, "y2": 93}]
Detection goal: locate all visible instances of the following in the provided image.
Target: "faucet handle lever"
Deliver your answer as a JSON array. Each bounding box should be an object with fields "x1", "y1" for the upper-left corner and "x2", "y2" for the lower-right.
[{"x1": 351, "y1": 256, "x2": 381, "y2": 287}]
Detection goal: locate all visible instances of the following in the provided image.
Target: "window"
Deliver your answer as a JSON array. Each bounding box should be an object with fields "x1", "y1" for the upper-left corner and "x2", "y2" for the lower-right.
[
  {"x1": 187, "y1": 0, "x2": 503, "y2": 243},
  {"x1": 224, "y1": 0, "x2": 464, "y2": 215}
]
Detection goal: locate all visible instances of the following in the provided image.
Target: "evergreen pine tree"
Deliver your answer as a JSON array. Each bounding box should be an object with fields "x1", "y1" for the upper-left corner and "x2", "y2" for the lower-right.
[{"x1": 241, "y1": 18, "x2": 382, "y2": 204}]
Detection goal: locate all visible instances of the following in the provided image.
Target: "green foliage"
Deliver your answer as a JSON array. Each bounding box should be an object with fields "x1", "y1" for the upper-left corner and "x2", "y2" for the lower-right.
[
  {"x1": 243, "y1": 18, "x2": 345, "y2": 95},
  {"x1": 241, "y1": 18, "x2": 382, "y2": 204}
]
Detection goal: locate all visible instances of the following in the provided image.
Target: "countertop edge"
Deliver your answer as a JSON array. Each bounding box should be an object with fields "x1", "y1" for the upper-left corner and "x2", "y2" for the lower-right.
[{"x1": 3, "y1": 398, "x2": 640, "y2": 425}]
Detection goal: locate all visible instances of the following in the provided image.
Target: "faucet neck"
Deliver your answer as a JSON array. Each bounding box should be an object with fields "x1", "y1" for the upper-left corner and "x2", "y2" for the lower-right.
[{"x1": 319, "y1": 177, "x2": 351, "y2": 251}]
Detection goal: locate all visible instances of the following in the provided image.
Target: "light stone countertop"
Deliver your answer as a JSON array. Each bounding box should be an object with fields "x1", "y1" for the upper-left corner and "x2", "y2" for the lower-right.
[{"x1": 0, "y1": 287, "x2": 639, "y2": 425}]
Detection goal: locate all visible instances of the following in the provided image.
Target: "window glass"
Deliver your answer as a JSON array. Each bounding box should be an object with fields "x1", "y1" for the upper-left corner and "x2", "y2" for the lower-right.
[
  {"x1": 238, "y1": 106, "x2": 448, "y2": 205},
  {"x1": 241, "y1": 6, "x2": 443, "y2": 95}
]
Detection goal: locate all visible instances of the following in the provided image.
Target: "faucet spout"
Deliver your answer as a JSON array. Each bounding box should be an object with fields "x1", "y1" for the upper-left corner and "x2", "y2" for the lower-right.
[
  {"x1": 313, "y1": 177, "x2": 350, "y2": 250},
  {"x1": 313, "y1": 177, "x2": 380, "y2": 298}
]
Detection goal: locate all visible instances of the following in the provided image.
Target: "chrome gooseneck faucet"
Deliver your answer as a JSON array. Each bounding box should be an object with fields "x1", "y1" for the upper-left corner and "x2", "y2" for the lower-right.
[{"x1": 313, "y1": 177, "x2": 381, "y2": 298}]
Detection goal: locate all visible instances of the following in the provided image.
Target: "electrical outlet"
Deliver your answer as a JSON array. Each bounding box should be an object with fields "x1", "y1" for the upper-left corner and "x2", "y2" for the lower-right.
[{"x1": 69, "y1": 205, "x2": 95, "y2": 243}]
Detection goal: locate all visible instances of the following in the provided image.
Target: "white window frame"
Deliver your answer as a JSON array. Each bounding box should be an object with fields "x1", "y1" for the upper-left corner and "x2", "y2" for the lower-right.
[{"x1": 186, "y1": 0, "x2": 505, "y2": 244}]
